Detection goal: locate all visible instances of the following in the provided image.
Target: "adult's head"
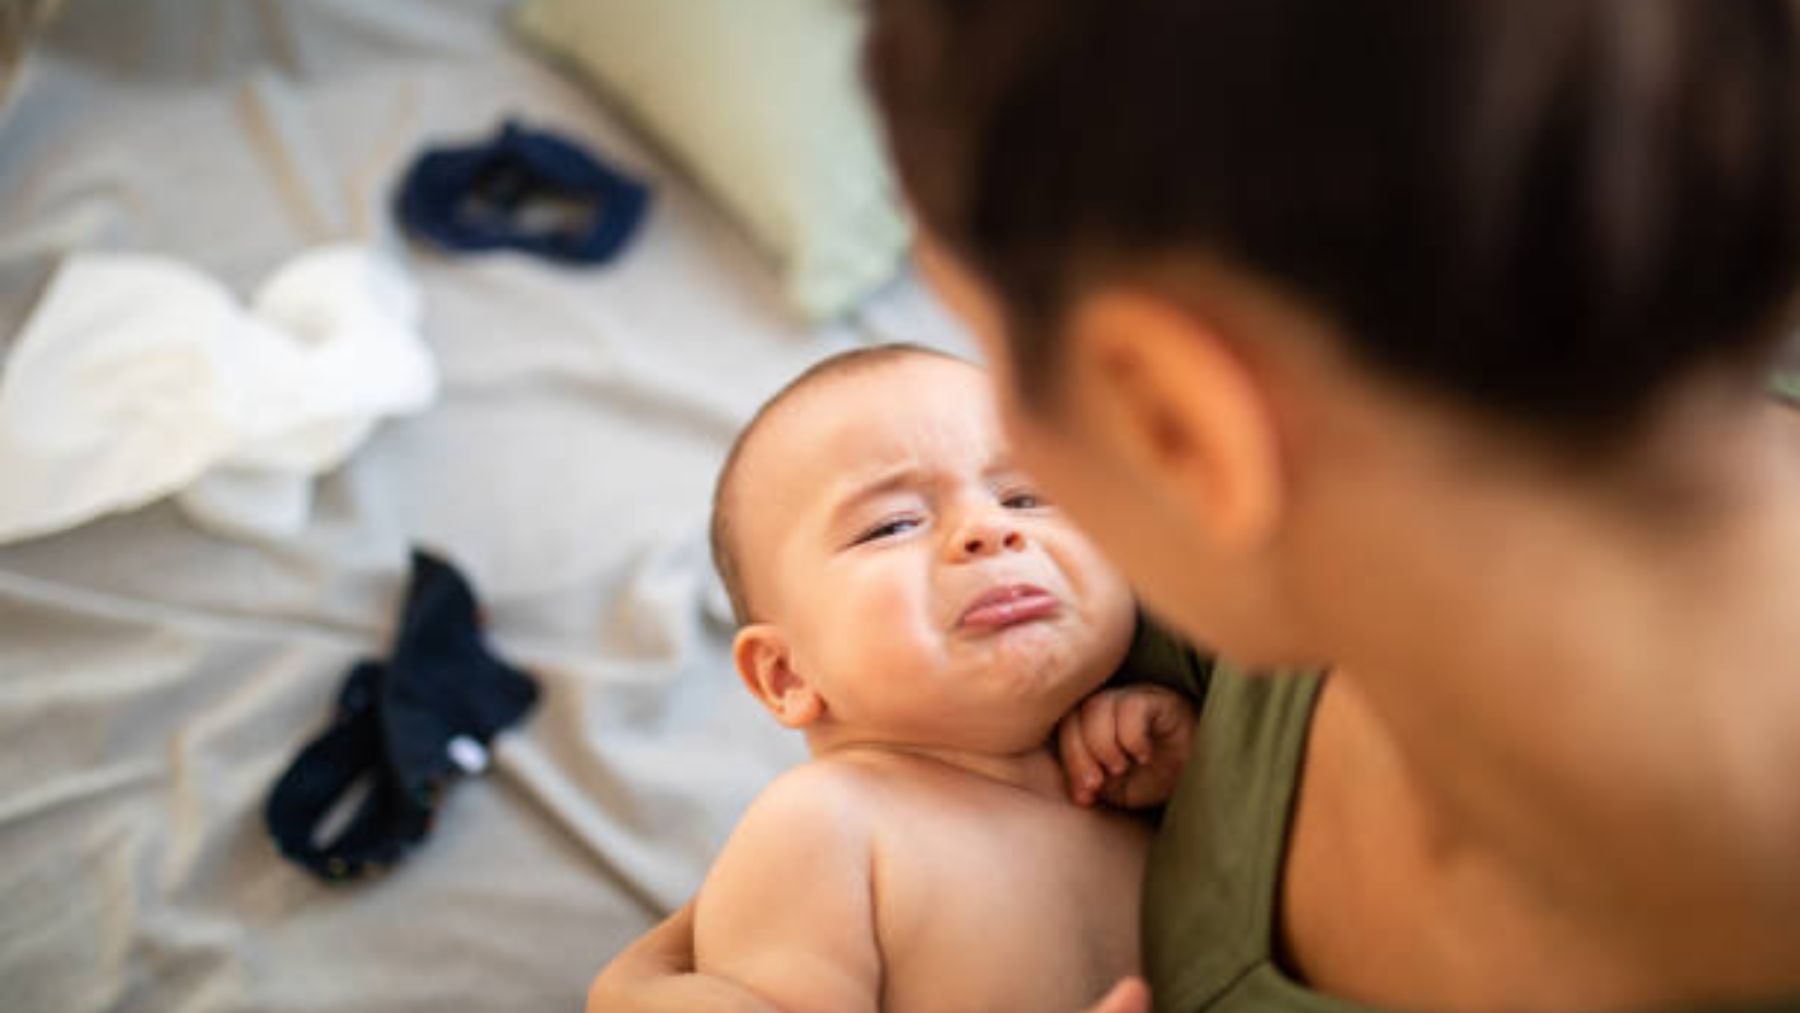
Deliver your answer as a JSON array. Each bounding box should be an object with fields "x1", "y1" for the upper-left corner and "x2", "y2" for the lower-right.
[
  {"x1": 711, "y1": 346, "x2": 1136, "y2": 756},
  {"x1": 867, "y1": 0, "x2": 1800, "y2": 664}
]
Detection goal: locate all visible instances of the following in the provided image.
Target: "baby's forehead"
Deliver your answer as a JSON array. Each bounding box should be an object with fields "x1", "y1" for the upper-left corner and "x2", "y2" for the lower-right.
[
  {"x1": 735, "y1": 357, "x2": 985, "y2": 520},
  {"x1": 752, "y1": 357, "x2": 981, "y2": 469},
  {"x1": 738, "y1": 369, "x2": 904, "y2": 503}
]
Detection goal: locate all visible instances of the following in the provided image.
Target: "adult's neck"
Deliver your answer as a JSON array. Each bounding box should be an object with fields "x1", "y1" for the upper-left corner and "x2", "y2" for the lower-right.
[{"x1": 1289, "y1": 375, "x2": 1800, "y2": 969}]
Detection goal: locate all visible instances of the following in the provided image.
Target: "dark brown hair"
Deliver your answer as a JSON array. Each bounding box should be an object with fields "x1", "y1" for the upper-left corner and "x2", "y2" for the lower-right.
[{"x1": 866, "y1": 0, "x2": 1800, "y2": 447}]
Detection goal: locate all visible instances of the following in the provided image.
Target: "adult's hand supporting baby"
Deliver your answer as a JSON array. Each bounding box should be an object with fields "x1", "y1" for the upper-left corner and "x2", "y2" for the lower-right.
[
  {"x1": 1083, "y1": 976, "x2": 1153, "y2": 1013},
  {"x1": 1060, "y1": 684, "x2": 1195, "y2": 809},
  {"x1": 587, "y1": 901, "x2": 782, "y2": 1013}
]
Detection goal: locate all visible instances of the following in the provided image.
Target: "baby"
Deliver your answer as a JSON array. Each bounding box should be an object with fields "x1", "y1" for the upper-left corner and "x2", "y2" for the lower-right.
[{"x1": 692, "y1": 344, "x2": 1192, "y2": 1012}]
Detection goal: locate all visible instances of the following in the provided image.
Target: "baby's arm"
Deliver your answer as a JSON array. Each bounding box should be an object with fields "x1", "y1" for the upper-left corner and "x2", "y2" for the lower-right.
[
  {"x1": 1058, "y1": 684, "x2": 1196, "y2": 809},
  {"x1": 693, "y1": 764, "x2": 883, "y2": 1013},
  {"x1": 587, "y1": 902, "x2": 781, "y2": 1013}
]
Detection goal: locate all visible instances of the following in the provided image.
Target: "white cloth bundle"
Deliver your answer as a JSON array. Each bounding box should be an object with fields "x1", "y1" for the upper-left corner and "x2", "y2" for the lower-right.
[{"x1": 0, "y1": 244, "x2": 437, "y2": 542}]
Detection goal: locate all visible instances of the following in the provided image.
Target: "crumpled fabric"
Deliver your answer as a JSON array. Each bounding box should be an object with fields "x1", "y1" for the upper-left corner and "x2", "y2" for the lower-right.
[
  {"x1": 0, "y1": 243, "x2": 437, "y2": 543},
  {"x1": 395, "y1": 119, "x2": 651, "y2": 265},
  {"x1": 264, "y1": 549, "x2": 539, "y2": 883}
]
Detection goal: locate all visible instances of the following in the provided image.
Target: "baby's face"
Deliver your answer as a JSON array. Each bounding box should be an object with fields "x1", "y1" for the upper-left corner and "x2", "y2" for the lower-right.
[{"x1": 733, "y1": 355, "x2": 1136, "y2": 754}]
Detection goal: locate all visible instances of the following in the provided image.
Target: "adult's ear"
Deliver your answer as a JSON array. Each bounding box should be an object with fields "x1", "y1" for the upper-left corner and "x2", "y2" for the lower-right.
[
  {"x1": 1064, "y1": 288, "x2": 1284, "y2": 551},
  {"x1": 733, "y1": 624, "x2": 825, "y2": 729}
]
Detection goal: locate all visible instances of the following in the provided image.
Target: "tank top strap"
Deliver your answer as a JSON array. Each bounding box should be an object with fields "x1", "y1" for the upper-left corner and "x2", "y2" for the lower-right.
[{"x1": 1143, "y1": 664, "x2": 1341, "y2": 1011}]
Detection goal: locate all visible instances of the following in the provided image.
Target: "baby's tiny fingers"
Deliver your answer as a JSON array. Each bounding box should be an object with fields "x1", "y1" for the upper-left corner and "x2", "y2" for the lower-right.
[
  {"x1": 1116, "y1": 692, "x2": 1155, "y2": 763},
  {"x1": 1080, "y1": 693, "x2": 1130, "y2": 775},
  {"x1": 1059, "y1": 713, "x2": 1104, "y2": 804}
]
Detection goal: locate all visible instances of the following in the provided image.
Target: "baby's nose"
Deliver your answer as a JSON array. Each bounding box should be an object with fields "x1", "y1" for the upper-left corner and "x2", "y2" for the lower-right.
[{"x1": 957, "y1": 525, "x2": 1025, "y2": 558}]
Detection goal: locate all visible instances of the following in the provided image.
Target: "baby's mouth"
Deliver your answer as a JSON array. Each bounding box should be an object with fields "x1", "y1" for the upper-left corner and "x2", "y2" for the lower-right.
[{"x1": 957, "y1": 583, "x2": 1061, "y2": 631}]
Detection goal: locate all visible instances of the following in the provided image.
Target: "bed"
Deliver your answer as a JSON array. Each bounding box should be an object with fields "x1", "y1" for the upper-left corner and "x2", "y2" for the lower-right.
[{"x1": 0, "y1": 1, "x2": 970, "y2": 1009}]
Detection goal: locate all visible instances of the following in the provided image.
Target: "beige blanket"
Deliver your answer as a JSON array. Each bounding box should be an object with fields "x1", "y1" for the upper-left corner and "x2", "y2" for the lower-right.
[{"x1": 0, "y1": 1, "x2": 969, "y2": 1009}]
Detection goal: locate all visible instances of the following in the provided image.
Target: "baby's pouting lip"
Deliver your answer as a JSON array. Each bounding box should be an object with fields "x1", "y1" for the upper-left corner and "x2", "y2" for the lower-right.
[{"x1": 955, "y1": 582, "x2": 1061, "y2": 631}]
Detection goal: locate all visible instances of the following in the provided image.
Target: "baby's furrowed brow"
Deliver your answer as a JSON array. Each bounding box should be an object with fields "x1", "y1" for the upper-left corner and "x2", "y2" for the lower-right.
[
  {"x1": 825, "y1": 466, "x2": 934, "y2": 531},
  {"x1": 983, "y1": 462, "x2": 1032, "y2": 490},
  {"x1": 983, "y1": 451, "x2": 1019, "y2": 477}
]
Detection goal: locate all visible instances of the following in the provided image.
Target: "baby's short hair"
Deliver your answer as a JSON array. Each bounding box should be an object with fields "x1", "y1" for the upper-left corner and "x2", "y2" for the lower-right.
[{"x1": 710, "y1": 343, "x2": 966, "y2": 626}]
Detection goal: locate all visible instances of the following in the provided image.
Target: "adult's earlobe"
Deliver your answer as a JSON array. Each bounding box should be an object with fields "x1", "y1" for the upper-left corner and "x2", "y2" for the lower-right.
[{"x1": 1069, "y1": 289, "x2": 1284, "y2": 551}]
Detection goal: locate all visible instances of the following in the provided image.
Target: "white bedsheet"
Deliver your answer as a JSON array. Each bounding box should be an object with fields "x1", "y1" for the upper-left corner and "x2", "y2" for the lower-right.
[{"x1": 0, "y1": 2, "x2": 971, "y2": 1009}]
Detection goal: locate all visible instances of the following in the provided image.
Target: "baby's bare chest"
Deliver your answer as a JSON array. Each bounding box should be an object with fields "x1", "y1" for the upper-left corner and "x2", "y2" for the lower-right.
[{"x1": 869, "y1": 792, "x2": 1150, "y2": 1013}]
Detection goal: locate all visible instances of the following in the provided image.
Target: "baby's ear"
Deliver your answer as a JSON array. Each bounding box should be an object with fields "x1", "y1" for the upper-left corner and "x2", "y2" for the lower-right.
[{"x1": 733, "y1": 624, "x2": 824, "y2": 729}]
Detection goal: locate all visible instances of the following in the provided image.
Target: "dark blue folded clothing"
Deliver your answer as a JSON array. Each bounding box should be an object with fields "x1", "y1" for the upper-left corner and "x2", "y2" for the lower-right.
[
  {"x1": 265, "y1": 550, "x2": 538, "y2": 883},
  {"x1": 395, "y1": 119, "x2": 651, "y2": 264}
]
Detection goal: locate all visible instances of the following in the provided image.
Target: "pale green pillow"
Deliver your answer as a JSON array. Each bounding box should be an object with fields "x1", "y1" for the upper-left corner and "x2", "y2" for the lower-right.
[{"x1": 514, "y1": 0, "x2": 911, "y2": 321}]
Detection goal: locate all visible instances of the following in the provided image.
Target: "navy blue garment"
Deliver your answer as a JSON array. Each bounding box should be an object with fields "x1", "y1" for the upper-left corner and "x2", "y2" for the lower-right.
[
  {"x1": 265, "y1": 550, "x2": 538, "y2": 882},
  {"x1": 395, "y1": 119, "x2": 651, "y2": 264}
]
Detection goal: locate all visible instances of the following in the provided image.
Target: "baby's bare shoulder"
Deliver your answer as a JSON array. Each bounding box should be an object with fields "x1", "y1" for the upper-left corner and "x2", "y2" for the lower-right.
[
  {"x1": 721, "y1": 757, "x2": 903, "y2": 855},
  {"x1": 695, "y1": 764, "x2": 888, "y2": 1011},
  {"x1": 734, "y1": 754, "x2": 957, "y2": 850},
  {"x1": 699, "y1": 762, "x2": 885, "y2": 928}
]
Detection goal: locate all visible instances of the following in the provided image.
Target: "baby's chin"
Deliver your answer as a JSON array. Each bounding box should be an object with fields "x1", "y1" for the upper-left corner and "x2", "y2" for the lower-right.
[
  {"x1": 959, "y1": 622, "x2": 1117, "y2": 696},
  {"x1": 944, "y1": 663, "x2": 1112, "y2": 752}
]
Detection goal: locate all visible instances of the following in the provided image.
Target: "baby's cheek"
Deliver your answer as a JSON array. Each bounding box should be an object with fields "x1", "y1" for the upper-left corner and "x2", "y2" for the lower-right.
[
  {"x1": 1048, "y1": 530, "x2": 1118, "y2": 599},
  {"x1": 1059, "y1": 539, "x2": 1137, "y2": 639},
  {"x1": 837, "y1": 565, "x2": 933, "y2": 652}
]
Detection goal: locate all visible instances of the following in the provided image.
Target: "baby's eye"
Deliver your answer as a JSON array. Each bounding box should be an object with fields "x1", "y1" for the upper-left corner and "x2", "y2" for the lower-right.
[
  {"x1": 853, "y1": 516, "x2": 920, "y2": 545},
  {"x1": 1001, "y1": 491, "x2": 1046, "y2": 510}
]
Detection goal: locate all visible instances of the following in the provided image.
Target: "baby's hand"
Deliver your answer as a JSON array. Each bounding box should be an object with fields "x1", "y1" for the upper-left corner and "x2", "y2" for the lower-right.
[{"x1": 1057, "y1": 685, "x2": 1195, "y2": 809}]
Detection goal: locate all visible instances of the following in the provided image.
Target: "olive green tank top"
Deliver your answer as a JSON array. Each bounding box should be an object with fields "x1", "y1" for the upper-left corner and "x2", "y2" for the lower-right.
[{"x1": 1122, "y1": 616, "x2": 1349, "y2": 1012}]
